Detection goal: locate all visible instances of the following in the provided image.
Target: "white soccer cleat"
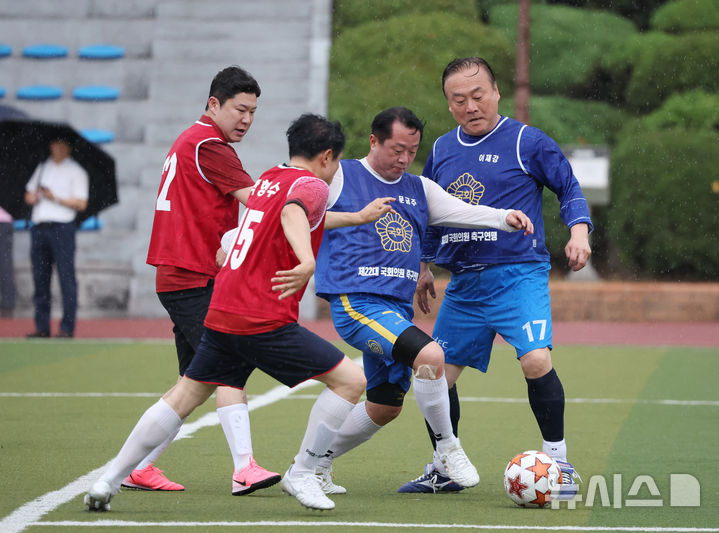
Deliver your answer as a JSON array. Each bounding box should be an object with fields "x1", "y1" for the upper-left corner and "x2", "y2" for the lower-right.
[
  {"x1": 84, "y1": 480, "x2": 113, "y2": 512},
  {"x1": 315, "y1": 464, "x2": 347, "y2": 495},
  {"x1": 438, "y1": 439, "x2": 480, "y2": 488},
  {"x1": 281, "y1": 467, "x2": 335, "y2": 510}
]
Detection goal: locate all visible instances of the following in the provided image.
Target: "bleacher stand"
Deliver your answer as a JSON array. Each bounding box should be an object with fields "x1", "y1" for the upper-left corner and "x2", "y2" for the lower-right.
[{"x1": 0, "y1": 0, "x2": 332, "y2": 319}]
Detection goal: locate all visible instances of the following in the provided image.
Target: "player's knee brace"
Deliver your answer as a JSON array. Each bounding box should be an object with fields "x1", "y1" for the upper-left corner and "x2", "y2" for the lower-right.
[
  {"x1": 392, "y1": 326, "x2": 433, "y2": 368},
  {"x1": 366, "y1": 381, "x2": 407, "y2": 407}
]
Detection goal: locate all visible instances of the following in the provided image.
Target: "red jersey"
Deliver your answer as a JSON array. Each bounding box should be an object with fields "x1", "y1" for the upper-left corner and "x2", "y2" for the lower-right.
[
  {"x1": 146, "y1": 116, "x2": 254, "y2": 291},
  {"x1": 205, "y1": 165, "x2": 329, "y2": 334}
]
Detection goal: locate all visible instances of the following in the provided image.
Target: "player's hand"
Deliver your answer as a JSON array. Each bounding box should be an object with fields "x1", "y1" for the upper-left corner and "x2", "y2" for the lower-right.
[
  {"x1": 565, "y1": 223, "x2": 591, "y2": 271},
  {"x1": 215, "y1": 247, "x2": 227, "y2": 268},
  {"x1": 415, "y1": 263, "x2": 436, "y2": 315},
  {"x1": 357, "y1": 197, "x2": 395, "y2": 224},
  {"x1": 271, "y1": 260, "x2": 315, "y2": 300},
  {"x1": 506, "y1": 210, "x2": 534, "y2": 236}
]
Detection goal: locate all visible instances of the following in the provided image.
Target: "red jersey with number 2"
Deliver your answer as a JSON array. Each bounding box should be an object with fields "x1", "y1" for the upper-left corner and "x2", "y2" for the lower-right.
[
  {"x1": 205, "y1": 165, "x2": 329, "y2": 334},
  {"x1": 146, "y1": 116, "x2": 253, "y2": 280}
]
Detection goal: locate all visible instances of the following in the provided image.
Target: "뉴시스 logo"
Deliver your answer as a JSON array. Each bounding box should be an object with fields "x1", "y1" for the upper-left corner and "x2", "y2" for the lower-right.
[{"x1": 550, "y1": 473, "x2": 700, "y2": 509}]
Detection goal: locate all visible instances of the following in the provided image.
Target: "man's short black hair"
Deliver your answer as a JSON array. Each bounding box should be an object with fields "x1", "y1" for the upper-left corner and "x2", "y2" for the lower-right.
[
  {"x1": 442, "y1": 57, "x2": 497, "y2": 96},
  {"x1": 206, "y1": 66, "x2": 261, "y2": 109},
  {"x1": 286, "y1": 114, "x2": 345, "y2": 160},
  {"x1": 371, "y1": 106, "x2": 424, "y2": 143}
]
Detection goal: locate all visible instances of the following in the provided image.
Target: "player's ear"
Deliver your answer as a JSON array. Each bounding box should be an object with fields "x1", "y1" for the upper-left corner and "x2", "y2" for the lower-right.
[{"x1": 206, "y1": 96, "x2": 220, "y2": 113}]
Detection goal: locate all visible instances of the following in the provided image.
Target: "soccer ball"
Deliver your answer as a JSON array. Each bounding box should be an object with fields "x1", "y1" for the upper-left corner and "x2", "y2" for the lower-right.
[{"x1": 503, "y1": 450, "x2": 562, "y2": 507}]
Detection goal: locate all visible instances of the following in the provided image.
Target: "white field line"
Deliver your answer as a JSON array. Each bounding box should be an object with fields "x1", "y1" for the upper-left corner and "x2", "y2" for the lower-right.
[
  {"x1": 29, "y1": 520, "x2": 719, "y2": 532},
  {"x1": 2, "y1": 392, "x2": 718, "y2": 407},
  {"x1": 0, "y1": 378, "x2": 322, "y2": 533}
]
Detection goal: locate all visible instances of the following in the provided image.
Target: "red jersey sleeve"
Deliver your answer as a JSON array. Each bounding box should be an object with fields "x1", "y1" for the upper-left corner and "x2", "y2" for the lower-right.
[
  {"x1": 286, "y1": 176, "x2": 329, "y2": 229},
  {"x1": 198, "y1": 140, "x2": 254, "y2": 195}
]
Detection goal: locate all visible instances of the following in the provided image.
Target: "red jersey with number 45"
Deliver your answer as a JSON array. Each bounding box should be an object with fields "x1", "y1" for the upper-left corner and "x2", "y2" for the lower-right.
[
  {"x1": 146, "y1": 116, "x2": 253, "y2": 280},
  {"x1": 205, "y1": 165, "x2": 329, "y2": 334}
]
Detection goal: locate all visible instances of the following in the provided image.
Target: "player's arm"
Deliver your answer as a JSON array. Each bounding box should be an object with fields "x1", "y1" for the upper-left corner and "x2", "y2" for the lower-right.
[
  {"x1": 324, "y1": 197, "x2": 395, "y2": 229},
  {"x1": 229, "y1": 186, "x2": 253, "y2": 205},
  {"x1": 565, "y1": 222, "x2": 591, "y2": 271},
  {"x1": 415, "y1": 261, "x2": 437, "y2": 315},
  {"x1": 422, "y1": 178, "x2": 534, "y2": 235},
  {"x1": 523, "y1": 131, "x2": 592, "y2": 269},
  {"x1": 271, "y1": 203, "x2": 315, "y2": 300}
]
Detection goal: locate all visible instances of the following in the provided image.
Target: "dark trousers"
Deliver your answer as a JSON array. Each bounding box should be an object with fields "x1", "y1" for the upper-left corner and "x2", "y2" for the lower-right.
[
  {"x1": 30, "y1": 222, "x2": 77, "y2": 334},
  {"x1": 157, "y1": 281, "x2": 213, "y2": 376},
  {"x1": 0, "y1": 222, "x2": 15, "y2": 311}
]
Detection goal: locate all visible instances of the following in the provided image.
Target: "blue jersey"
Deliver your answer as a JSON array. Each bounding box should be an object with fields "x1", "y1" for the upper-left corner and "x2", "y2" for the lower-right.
[
  {"x1": 421, "y1": 116, "x2": 592, "y2": 273},
  {"x1": 315, "y1": 158, "x2": 429, "y2": 303}
]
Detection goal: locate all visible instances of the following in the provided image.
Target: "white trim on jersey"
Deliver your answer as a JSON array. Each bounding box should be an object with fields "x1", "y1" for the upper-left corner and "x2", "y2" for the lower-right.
[
  {"x1": 194, "y1": 137, "x2": 225, "y2": 185},
  {"x1": 516, "y1": 124, "x2": 529, "y2": 175},
  {"x1": 454, "y1": 116, "x2": 509, "y2": 147},
  {"x1": 327, "y1": 162, "x2": 344, "y2": 209}
]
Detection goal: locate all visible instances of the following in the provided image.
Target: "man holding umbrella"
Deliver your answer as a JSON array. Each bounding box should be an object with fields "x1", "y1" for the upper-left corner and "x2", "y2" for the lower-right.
[{"x1": 24, "y1": 136, "x2": 89, "y2": 338}]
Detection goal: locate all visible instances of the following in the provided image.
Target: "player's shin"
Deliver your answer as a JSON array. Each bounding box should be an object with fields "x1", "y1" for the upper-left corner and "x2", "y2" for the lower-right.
[
  {"x1": 101, "y1": 398, "x2": 182, "y2": 491},
  {"x1": 292, "y1": 388, "x2": 354, "y2": 473}
]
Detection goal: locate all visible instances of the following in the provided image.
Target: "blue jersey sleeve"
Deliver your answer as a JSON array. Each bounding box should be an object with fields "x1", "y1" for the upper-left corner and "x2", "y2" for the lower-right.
[
  {"x1": 420, "y1": 148, "x2": 442, "y2": 261},
  {"x1": 521, "y1": 128, "x2": 594, "y2": 232}
]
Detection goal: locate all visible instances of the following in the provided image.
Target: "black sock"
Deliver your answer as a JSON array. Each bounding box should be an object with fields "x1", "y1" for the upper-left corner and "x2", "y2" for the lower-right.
[
  {"x1": 426, "y1": 383, "x2": 460, "y2": 450},
  {"x1": 526, "y1": 368, "x2": 564, "y2": 442}
]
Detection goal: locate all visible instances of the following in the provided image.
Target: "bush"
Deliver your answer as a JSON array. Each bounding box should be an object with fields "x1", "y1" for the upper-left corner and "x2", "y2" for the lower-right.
[
  {"x1": 607, "y1": 126, "x2": 719, "y2": 279},
  {"x1": 498, "y1": 95, "x2": 624, "y2": 145},
  {"x1": 640, "y1": 90, "x2": 719, "y2": 131},
  {"x1": 329, "y1": 12, "x2": 514, "y2": 165},
  {"x1": 651, "y1": 0, "x2": 719, "y2": 33},
  {"x1": 488, "y1": 3, "x2": 636, "y2": 97},
  {"x1": 332, "y1": 0, "x2": 479, "y2": 35},
  {"x1": 621, "y1": 32, "x2": 719, "y2": 112},
  {"x1": 545, "y1": 0, "x2": 669, "y2": 30}
]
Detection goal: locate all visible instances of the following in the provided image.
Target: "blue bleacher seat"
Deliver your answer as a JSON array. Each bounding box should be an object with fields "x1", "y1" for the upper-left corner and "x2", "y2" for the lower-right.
[
  {"x1": 22, "y1": 44, "x2": 68, "y2": 59},
  {"x1": 79, "y1": 216, "x2": 103, "y2": 231},
  {"x1": 0, "y1": 87, "x2": 5, "y2": 98},
  {"x1": 78, "y1": 45, "x2": 125, "y2": 60},
  {"x1": 13, "y1": 220, "x2": 31, "y2": 230},
  {"x1": 73, "y1": 86, "x2": 120, "y2": 101},
  {"x1": 0, "y1": 44, "x2": 11, "y2": 57},
  {"x1": 80, "y1": 129, "x2": 115, "y2": 144},
  {"x1": 17, "y1": 85, "x2": 63, "y2": 100}
]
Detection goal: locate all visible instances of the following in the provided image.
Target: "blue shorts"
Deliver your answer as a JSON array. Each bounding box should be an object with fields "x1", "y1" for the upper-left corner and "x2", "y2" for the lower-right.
[
  {"x1": 433, "y1": 262, "x2": 552, "y2": 372},
  {"x1": 185, "y1": 323, "x2": 345, "y2": 389},
  {"x1": 329, "y1": 293, "x2": 414, "y2": 392}
]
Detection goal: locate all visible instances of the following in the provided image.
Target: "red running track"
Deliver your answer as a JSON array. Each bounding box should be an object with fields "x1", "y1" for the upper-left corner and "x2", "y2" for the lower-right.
[{"x1": 0, "y1": 317, "x2": 716, "y2": 347}]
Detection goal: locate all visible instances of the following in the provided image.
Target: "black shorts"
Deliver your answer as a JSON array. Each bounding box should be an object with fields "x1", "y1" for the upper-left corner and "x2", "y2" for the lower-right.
[
  {"x1": 185, "y1": 322, "x2": 346, "y2": 389},
  {"x1": 157, "y1": 282, "x2": 213, "y2": 376}
]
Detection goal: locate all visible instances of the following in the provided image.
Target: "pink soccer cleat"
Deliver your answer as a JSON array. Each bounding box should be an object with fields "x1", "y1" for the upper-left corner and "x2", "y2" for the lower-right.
[
  {"x1": 232, "y1": 456, "x2": 281, "y2": 496},
  {"x1": 122, "y1": 464, "x2": 184, "y2": 491}
]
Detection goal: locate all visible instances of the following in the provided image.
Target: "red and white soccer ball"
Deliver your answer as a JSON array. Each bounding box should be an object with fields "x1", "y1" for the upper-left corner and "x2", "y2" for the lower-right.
[{"x1": 503, "y1": 450, "x2": 562, "y2": 507}]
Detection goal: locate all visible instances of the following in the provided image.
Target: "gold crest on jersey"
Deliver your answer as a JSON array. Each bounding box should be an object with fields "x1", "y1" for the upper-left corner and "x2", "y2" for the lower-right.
[
  {"x1": 447, "y1": 172, "x2": 485, "y2": 205},
  {"x1": 375, "y1": 212, "x2": 413, "y2": 253}
]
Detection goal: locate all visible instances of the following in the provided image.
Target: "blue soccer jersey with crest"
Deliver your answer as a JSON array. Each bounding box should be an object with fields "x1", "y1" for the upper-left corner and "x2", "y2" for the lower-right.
[
  {"x1": 421, "y1": 116, "x2": 592, "y2": 273},
  {"x1": 315, "y1": 158, "x2": 429, "y2": 303}
]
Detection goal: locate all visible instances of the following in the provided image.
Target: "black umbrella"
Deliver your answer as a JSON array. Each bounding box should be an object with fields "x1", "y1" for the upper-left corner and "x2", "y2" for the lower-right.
[
  {"x1": 0, "y1": 104, "x2": 29, "y2": 121},
  {"x1": 0, "y1": 119, "x2": 117, "y2": 223}
]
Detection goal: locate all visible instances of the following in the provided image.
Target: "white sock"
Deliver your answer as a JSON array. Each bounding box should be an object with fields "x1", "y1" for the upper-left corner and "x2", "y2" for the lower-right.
[
  {"x1": 101, "y1": 398, "x2": 181, "y2": 492},
  {"x1": 292, "y1": 388, "x2": 354, "y2": 475},
  {"x1": 217, "y1": 403, "x2": 253, "y2": 472},
  {"x1": 543, "y1": 439, "x2": 567, "y2": 462},
  {"x1": 413, "y1": 375, "x2": 457, "y2": 451},
  {"x1": 316, "y1": 401, "x2": 382, "y2": 469},
  {"x1": 135, "y1": 420, "x2": 184, "y2": 470}
]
